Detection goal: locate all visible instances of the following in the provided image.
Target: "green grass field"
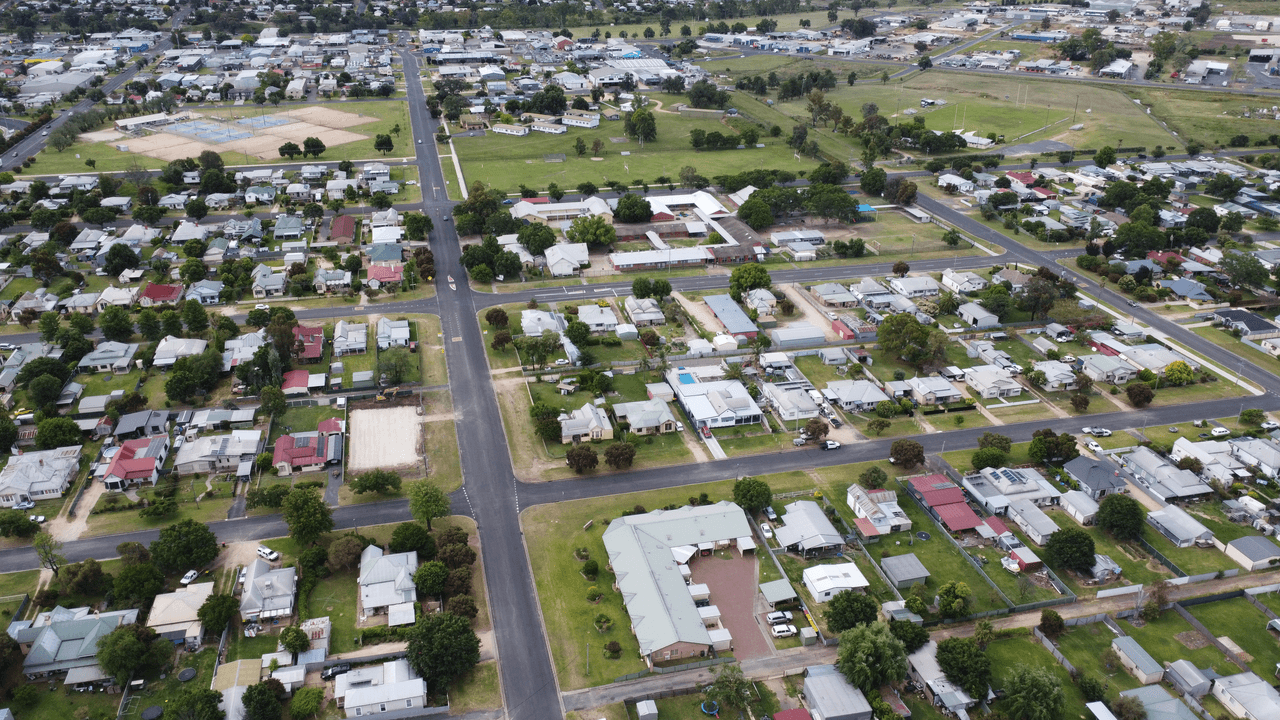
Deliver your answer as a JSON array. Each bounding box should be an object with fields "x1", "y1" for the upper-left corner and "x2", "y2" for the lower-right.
[
  {"x1": 448, "y1": 661, "x2": 502, "y2": 713},
  {"x1": 985, "y1": 636, "x2": 1089, "y2": 718},
  {"x1": 308, "y1": 568, "x2": 361, "y2": 653},
  {"x1": 1118, "y1": 613, "x2": 1233, "y2": 674},
  {"x1": 1056, "y1": 623, "x2": 1145, "y2": 695},
  {"x1": 1188, "y1": 597, "x2": 1280, "y2": 678},
  {"x1": 1041, "y1": 509, "x2": 1174, "y2": 596},
  {"x1": 453, "y1": 109, "x2": 822, "y2": 192},
  {"x1": 1127, "y1": 86, "x2": 1280, "y2": 150}
]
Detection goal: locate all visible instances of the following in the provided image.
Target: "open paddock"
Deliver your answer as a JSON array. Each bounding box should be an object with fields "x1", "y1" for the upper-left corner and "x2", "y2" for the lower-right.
[{"x1": 347, "y1": 404, "x2": 421, "y2": 472}]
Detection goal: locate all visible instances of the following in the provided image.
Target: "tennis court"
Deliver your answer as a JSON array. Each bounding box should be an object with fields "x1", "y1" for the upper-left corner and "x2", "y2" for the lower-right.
[
  {"x1": 170, "y1": 119, "x2": 254, "y2": 143},
  {"x1": 236, "y1": 115, "x2": 293, "y2": 130}
]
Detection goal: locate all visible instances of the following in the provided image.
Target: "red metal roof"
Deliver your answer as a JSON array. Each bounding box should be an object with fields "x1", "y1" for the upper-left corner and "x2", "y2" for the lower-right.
[
  {"x1": 934, "y1": 502, "x2": 982, "y2": 532},
  {"x1": 367, "y1": 265, "x2": 403, "y2": 284},
  {"x1": 317, "y1": 418, "x2": 342, "y2": 434},
  {"x1": 272, "y1": 433, "x2": 326, "y2": 467},
  {"x1": 292, "y1": 325, "x2": 324, "y2": 359},
  {"x1": 330, "y1": 214, "x2": 355, "y2": 239},
  {"x1": 773, "y1": 710, "x2": 813, "y2": 720},
  {"x1": 909, "y1": 475, "x2": 966, "y2": 507},
  {"x1": 854, "y1": 517, "x2": 882, "y2": 537},
  {"x1": 282, "y1": 369, "x2": 308, "y2": 389},
  {"x1": 105, "y1": 436, "x2": 162, "y2": 481},
  {"x1": 140, "y1": 283, "x2": 183, "y2": 302},
  {"x1": 983, "y1": 515, "x2": 1010, "y2": 536}
]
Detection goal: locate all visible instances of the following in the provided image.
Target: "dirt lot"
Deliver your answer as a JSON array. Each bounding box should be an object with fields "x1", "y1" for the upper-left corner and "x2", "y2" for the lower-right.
[
  {"x1": 673, "y1": 292, "x2": 725, "y2": 336},
  {"x1": 348, "y1": 405, "x2": 422, "y2": 471},
  {"x1": 780, "y1": 284, "x2": 840, "y2": 341}
]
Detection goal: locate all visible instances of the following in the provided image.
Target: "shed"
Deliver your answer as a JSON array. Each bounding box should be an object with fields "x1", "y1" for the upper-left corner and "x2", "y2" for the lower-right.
[
  {"x1": 1112, "y1": 636, "x2": 1163, "y2": 684},
  {"x1": 881, "y1": 553, "x2": 930, "y2": 589},
  {"x1": 1166, "y1": 659, "x2": 1210, "y2": 698},
  {"x1": 1062, "y1": 490, "x2": 1099, "y2": 526},
  {"x1": 804, "y1": 665, "x2": 873, "y2": 720},
  {"x1": 636, "y1": 699, "x2": 658, "y2": 720},
  {"x1": 1225, "y1": 535, "x2": 1280, "y2": 571},
  {"x1": 760, "y1": 579, "x2": 798, "y2": 607}
]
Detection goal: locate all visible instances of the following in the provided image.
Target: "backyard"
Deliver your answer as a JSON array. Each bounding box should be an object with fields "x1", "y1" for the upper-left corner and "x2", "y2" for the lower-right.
[
  {"x1": 985, "y1": 635, "x2": 1089, "y2": 719},
  {"x1": 1188, "y1": 596, "x2": 1280, "y2": 677},
  {"x1": 1117, "y1": 611, "x2": 1234, "y2": 674}
]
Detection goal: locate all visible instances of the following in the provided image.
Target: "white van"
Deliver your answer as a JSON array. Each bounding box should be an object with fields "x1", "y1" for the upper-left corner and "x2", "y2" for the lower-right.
[{"x1": 257, "y1": 546, "x2": 280, "y2": 561}]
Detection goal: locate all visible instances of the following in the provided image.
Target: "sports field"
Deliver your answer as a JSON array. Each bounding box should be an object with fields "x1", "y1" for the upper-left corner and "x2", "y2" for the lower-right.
[{"x1": 452, "y1": 106, "x2": 823, "y2": 192}]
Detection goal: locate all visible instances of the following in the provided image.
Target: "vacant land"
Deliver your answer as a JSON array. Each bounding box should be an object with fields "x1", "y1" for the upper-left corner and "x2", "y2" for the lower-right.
[
  {"x1": 453, "y1": 110, "x2": 822, "y2": 192},
  {"x1": 1128, "y1": 86, "x2": 1280, "y2": 150},
  {"x1": 348, "y1": 405, "x2": 421, "y2": 471}
]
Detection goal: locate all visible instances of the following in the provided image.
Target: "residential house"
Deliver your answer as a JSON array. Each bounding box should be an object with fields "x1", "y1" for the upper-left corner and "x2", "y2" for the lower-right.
[
  {"x1": 775, "y1": 500, "x2": 844, "y2": 557},
  {"x1": 906, "y1": 376, "x2": 962, "y2": 406},
  {"x1": 1211, "y1": 672, "x2": 1280, "y2": 720},
  {"x1": 1122, "y1": 446, "x2": 1213, "y2": 501},
  {"x1": 846, "y1": 484, "x2": 912, "y2": 539},
  {"x1": 274, "y1": 216, "x2": 304, "y2": 240},
  {"x1": 544, "y1": 243, "x2": 590, "y2": 277},
  {"x1": 186, "y1": 280, "x2": 224, "y2": 305},
  {"x1": 1171, "y1": 438, "x2": 1249, "y2": 485},
  {"x1": 0, "y1": 446, "x2": 80, "y2": 507},
  {"x1": 764, "y1": 383, "x2": 821, "y2": 422},
  {"x1": 907, "y1": 641, "x2": 977, "y2": 718},
  {"x1": 358, "y1": 545, "x2": 418, "y2": 620},
  {"x1": 333, "y1": 321, "x2": 369, "y2": 356},
  {"x1": 1007, "y1": 498, "x2": 1060, "y2": 545},
  {"x1": 624, "y1": 296, "x2": 665, "y2": 326},
  {"x1": 1224, "y1": 535, "x2": 1280, "y2": 571},
  {"x1": 1032, "y1": 360, "x2": 1077, "y2": 391},
  {"x1": 1080, "y1": 355, "x2": 1137, "y2": 384},
  {"x1": 376, "y1": 317, "x2": 410, "y2": 350},
  {"x1": 668, "y1": 374, "x2": 764, "y2": 430},
  {"x1": 1061, "y1": 490, "x2": 1099, "y2": 525},
  {"x1": 601, "y1": 502, "x2": 752, "y2": 666},
  {"x1": 1229, "y1": 437, "x2": 1280, "y2": 479},
  {"x1": 329, "y1": 215, "x2": 356, "y2": 244},
  {"x1": 958, "y1": 302, "x2": 999, "y2": 329},
  {"x1": 1147, "y1": 505, "x2": 1214, "y2": 548},
  {"x1": 153, "y1": 336, "x2": 208, "y2": 368},
  {"x1": 95, "y1": 285, "x2": 138, "y2": 311},
  {"x1": 272, "y1": 418, "x2": 343, "y2": 476},
  {"x1": 239, "y1": 559, "x2": 297, "y2": 622},
  {"x1": 1158, "y1": 277, "x2": 1214, "y2": 302},
  {"x1": 1063, "y1": 456, "x2": 1127, "y2": 500},
  {"x1": 9, "y1": 606, "x2": 138, "y2": 681},
  {"x1": 888, "y1": 276, "x2": 940, "y2": 298},
  {"x1": 578, "y1": 304, "x2": 618, "y2": 333},
  {"x1": 102, "y1": 435, "x2": 168, "y2": 490},
  {"x1": 964, "y1": 366, "x2": 1022, "y2": 399},
  {"x1": 313, "y1": 269, "x2": 351, "y2": 294},
  {"x1": 995, "y1": 267, "x2": 1032, "y2": 291},
  {"x1": 251, "y1": 264, "x2": 287, "y2": 298},
  {"x1": 802, "y1": 665, "x2": 873, "y2": 720},
  {"x1": 334, "y1": 659, "x2": 426, "y2": 717},
  {"x1": 139, "y1": 282, "x2": 184, "y2": 307},
  {"x1": 942, "y1": 269, "x2": 987, "y2": 294},
  {"x1": 704, "y1": 295, "x2": 759, "y2": 339},
  {"x1": 366, "y1": 265, "x2": 403, "y2": 289},
  {"x1": 824, "y1": 380, "x2": 889, "y2": 413},
  {"x1": 812, "y1": 283, "x2": 859, "y2": 307},
  {"x1": 147, "y1": 582, "x2": 214, "y2": 649},
  {"x1": 613, "y1": 399, "x2": 677, "y2": 435},
  {"x1": 560, "y1": 403, "x2": 613, "y2": 444},
  {"x1": 77, "y1": 341, "x2": 138, "y2": 374},
  {"x1": 1212, "y1": 309, "x2": 1280, "y2": 339},
  {"x1": 114, "y1": 410, "x2": 169, "y2": 440},
  {"x1": 173, "y1": 430, "x2": 262, "y2": 476}
]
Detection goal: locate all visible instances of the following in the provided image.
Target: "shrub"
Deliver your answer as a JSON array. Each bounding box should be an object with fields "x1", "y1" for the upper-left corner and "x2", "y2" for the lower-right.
[{"x1": 582, "y1": 559, "x2": 599, "y2": 579}]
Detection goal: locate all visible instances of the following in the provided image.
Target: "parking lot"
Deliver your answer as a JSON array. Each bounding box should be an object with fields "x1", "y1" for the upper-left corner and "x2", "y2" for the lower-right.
[{"x1": 693, "y1": 551, "x2": 773, "y2": 660}]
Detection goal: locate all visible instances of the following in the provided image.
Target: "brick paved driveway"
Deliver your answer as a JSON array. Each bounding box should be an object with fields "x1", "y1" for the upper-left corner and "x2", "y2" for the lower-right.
[{"x1": 692, "y1": 551, "x2": 773, "y2": 660}]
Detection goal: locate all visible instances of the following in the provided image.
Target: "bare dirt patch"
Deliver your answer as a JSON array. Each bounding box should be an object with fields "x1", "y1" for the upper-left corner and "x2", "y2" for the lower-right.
[
  {"x1": 80, "y1": 129, "x2": 124, "y2": 143},
  {"x1": 348, "y1": 405, "x2": 422, "y2": 472},
  {"x1": 673, "y1": 291, "x2": 723, "y2": 336},
  {"x1": 276, "y1": 106, "x2": 379, "y2": 128},
  {"x1": 1176, "y1": 630, "x2": 1210, "y2": 650},
  {"x1": 780, "y1": 284, "x2": 839, "y2": 341},
  {"x1": 1219, "y1": 636, "x2": 1252, "y2": 662}
]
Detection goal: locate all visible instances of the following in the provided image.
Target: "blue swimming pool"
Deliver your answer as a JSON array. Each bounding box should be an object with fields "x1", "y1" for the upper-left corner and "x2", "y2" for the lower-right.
[{"x1": 678, "y1": 373, "x2": 694, "y2": 384}]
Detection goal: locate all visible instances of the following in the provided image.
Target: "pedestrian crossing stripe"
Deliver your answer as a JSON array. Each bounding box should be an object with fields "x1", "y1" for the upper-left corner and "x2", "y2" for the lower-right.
[{"x1": 452, "y1": 337, "x2": 463, "y2": 342}]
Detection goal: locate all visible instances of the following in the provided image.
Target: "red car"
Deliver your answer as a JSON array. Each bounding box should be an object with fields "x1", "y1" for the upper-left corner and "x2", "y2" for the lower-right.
[{"x1": 701, "y1": 426, "x2": 711, "y2": 438}]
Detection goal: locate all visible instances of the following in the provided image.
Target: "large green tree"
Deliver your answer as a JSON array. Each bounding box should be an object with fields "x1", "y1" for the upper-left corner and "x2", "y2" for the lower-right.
[
  {"x1": 405, "y1": 612, "x2": 481, "y2": 690},
  {"x1": 282, "y1": 488, "x2": 333, "y2": 547},
  {"x1": 113, "y1": 562, "x2": 164, "y2": 607},
  {"x1": 835, "y1": 621, "x2": 908, "y2": 694},
  {"x1": 170, "y1": 688, "x2": 224, "y2": 720},
  {"x1": 242, "y1": 682, "x2": 283, "y2": 720},
  {"x1": 1001, "y1": 664, "x2": 1065, "y2": 720},
  {"x1": 1043, "y1": 527, "x2": 1096, "y2": 574},
  {"x1": 827, "y1": 590, "x2": 879, "y2": 632},
  {"x1": 729, "y1": 263, "x2": 771, "y2": 299},
  {"x1": 150, "y1": 518, "x2": 220, "y2": 572},
  {"x1": 732, "y1": 477, "x2": 772, "y2": 512},
  {"x1": 936, "y1": 637, "x2": 991, "y2": 699},
  {"x1": 96, "y1": 624, "x2": 170, "y2": 682},
  {"x1": 408, "y1": 481, "x2": 451, "y2": 530},
  {"x1": 1096, "y1": 494, "x2": 1145, "y2": 541},
  {"x1": 614, "y1": 193, "x2": 653, "y2": 224}
]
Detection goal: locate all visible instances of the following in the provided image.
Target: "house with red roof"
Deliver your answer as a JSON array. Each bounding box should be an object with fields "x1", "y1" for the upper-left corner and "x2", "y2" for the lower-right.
[
  {"x1": 139, "y1": 282, "x2": 184, "y2": 307},
  {"x1": 366, "y1": 264, "x2": 403, "y2": 289},
  {"x1": 282, "y1": 369, "x2": 310, "y2": 396},
  {"x1": 329, "y1": 214, "x2": 355, "y2": 244},
  {"x1": 1147, "y1": 251, "x2": 1186, "y2": 265},
  {"x1": 272, "y1": 418, "x2": 344, "y2": 476},
  {"x1": 103, "y1": 435, "x2": 170, "y2": 491},
  {"x1": 907, "y1": 474, "x2": 982, "y2": 533},
  {"x1": 1031, "y1": 186, "x2": 1057, "y2": 201},
  {"x1": 292, "y1": 325, "x2": 324, "y2": 363}
]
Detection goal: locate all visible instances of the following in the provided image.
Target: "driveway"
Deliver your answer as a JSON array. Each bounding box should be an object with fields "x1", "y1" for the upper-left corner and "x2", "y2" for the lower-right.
[
  {"x1": 692, "y1": 552, "x2": 772, "y2": 661},
  {"x1": 703, "y1": 432, "x2": 727, "y2": 460}
]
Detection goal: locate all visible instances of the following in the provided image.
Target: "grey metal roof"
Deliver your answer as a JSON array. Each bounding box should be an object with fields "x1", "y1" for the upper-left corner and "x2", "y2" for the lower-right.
[
  {"x1": 1212, "y1": 672, "x2": 1280, "y2": 719},
  {"x1": 774, "y1": 500, "x2": 843, "y2": 552},
  {"x1": 1113, "y1": 636, "x2": 1162, "y2": 677},
  {"x1": 805, "y1": 665, "x2": 872, "y2": 720},
  {"x1": 704, "y1": 294, "x2": 758, "y2": 335},
  {"x1": 1227, "y1": 535, "x2": 1280, "y2": 563},
  {"x1": 1063, "y1": 456, "x2": 1127, "y2": 494},
  {"x1": 881, "y1": 553, "x2": 929, "y2": 585},
  {"x1": 1118, "y1": 685, "x2": 1196, "y2": 720},
  {"x1": 759, "y1": 579, "x2": 797, "y2": 604}
]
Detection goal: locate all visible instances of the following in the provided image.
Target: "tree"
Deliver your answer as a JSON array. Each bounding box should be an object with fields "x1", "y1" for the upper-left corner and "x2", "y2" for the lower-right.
[
  {"x1": 117, "y1": 541, "x2": 150, "y2": 566},
  {"x1": 706, "y1": 664, "x2": 754, "y2": 714},
  {"x1": 890, "y1": 439, "x2": 925, "y2": 468},
  {"x1": 197, "y1": 593, "x2": 239, "y2": 635},
  {"x1": 978, "y1": 432, "x2": 1012, "y2": 453},
  {"x1": 737, "y1": 196, "x2": 774, "y2": 231},
  {"x1": 391, "y1": 523, "x2": 436, "y2": 559},
  {"x1": 1094, "y1": 146, "x2": 1116, "y2": 167},
  {"x1": 1044, "y1": 527, "x2": 1096, "y2": 573},
  {"x1": 614, "y1": 193, "x2": 653, "y2": 224},
  {"x1": 278, "y1": 625, "x2": 310, "y2": 654},
  {"x1": 96, "y1": 624, "x2": 167, "y2": 683},
  {"x1": 351, "y1": 469, "x2": 402, "y2": 495},
  {"x1": 866, "y1": 418, "x2": 891, "y2": 436},
  {"x1": 971, "y1": 446, "x2": 1007, "y2": 471},
  {"x1": 566, "y1": 445, "x2": 599, "y2": 473},
  {"x1": 113, "y1": 562, "x2": 164, "y2": 607},
  {"x1": 104, "y1": 243, "x2": 142, "y2": 276},
  {"x1": 937, "y1": 580, "x2": 971, "y2": 618},
  {"x1": 183, "y1": 300, "x2": 209, "y2": 335},
  {"x1": 151, "y1": 518, "x2": 220, "y2": 571},
  {"x1": 1096, "y1": 493, "x2": 1145, "y2": 541},
  {"x1": 408, "y1": 481, "x2": 451, "y2": 530},
  {"x1": 1112, "y1": 695, "x2": 1148, "y2": 720},
  {"x1": 415, "y1": 561, "x2": 449, "y2": 596},
  {"x1": 1219, "y1": 252, "x2": 1269, "y2": 289},
  {"x1": 405, "y1": 612, "x2": 481, "y2": 689},
  {"x1": 565, "y1": 214, "x2": 616, "y2": 247},
  {"x1": 303, "y1": 136, "x2": 326, "y2": 158},
  {"x1": 936, "y1": 637, "x2": 990, "y2": 698},
  {"x1": 604, "y1": 441, "x2": 637, "y2": 470},
  {"x1": 836, "y1": 621, "x2": 908, "y2": 694},
  {"x1": 729, "y1": 263, "x2": 771, "y2": 299},
  {"x1": 732, "y1": 477, "x2": 772, "y2": 512},
  {"x1": 171, "y1": 688, "x2": 225, "y2": 720},
  {"x1": 290, "y1": 687, "x2": 325, "y2": 719},
  {"x1": 856, "y1": 467, "x2": 887, "y2": 492},
  {"x1": 564, "y1": 320, "x2": 590, "y2": 346},
  {"x1": 517, "y1": 223, "x2": 556, "y2": 256},
  {"x1": 484, "y1": 308, "x2": 509, "y2": 328},
  {"x1": 33, "y1": 531, "x2": 65, "y2": 577},
  {"x1": 623, "y1": 107, "x2": 658, "y2": 146},
  {"x1": 1126, "y1": 382, "x2": 1154, "y2": 408},
  {"x1": 259, "y1": 386, "x2": 287, "y2": 420},
  {"x1": 973, "y1": 620, "x2": 995, "y2": 649},
  {"x1": 99, "y1": 305, "x2": 135, "y2": 342},
  {"x1": 888, "y1": 619, "x2": 930, "y2": 653},
  {"x1": 1001, "y1": 664, "x2": 1064, "y2": 720},
  {"x1": 373, "y1": 134, "x2": 394, "y2": 155},
  {"x1": 29, "y1": 374, "x2": 63, "y2": 408},
  {"x1": 242, "y1": 682, "x2": 283, "y2": 720},
  {"x1": 279, "y1": 142, "x2": 302, "y2": 159},
  {"x1": 828, "y1": 590, "x2": 879, "y2": 632},
  {"x1": 1039, "y1": 609, "x2": 1066, "y2": 639},
  {"x1": 36, "y1": 417, "x2": 81, "y2": 449},
  {"x1": 282, "y1": 488, "x2": 333, "y2": 547}
]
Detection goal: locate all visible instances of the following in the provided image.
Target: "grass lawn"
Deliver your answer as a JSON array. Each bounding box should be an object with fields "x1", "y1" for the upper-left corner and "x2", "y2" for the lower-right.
[
  {"x1": 521, "y1": 472, "x2": 816, "y2": 690},
  {"x1": 139, "y1": 371, "x2": 167, "y2": 405},
  {"x1": 1, "y1": 277, "x2": 41, "y2": 302},
  {"x1": 6, "y1": 673, "x2": 123, "y2": 720},
  {"x1": 941, "y1": 440, "x2": 1038, "y2": 475},
  {"x1": 84, "y1": 482, "x2": 236, "y2": 537},
  {"x1": 417, "y1": 315, "x2": 447, "y2": 386},
  {"x1": 334, "y1": 328, "x2": 378, "y2": 386},
  {"x1": 74, "y1": 369, "x2": 143, "y2": 399},
  {"x1": 1127, "y1": 85, "x2": 1280, "y2": 150},
  {"x1": 986, "y1": 402, "x2": 1058, "y2": 425},
  {"x1": 225, "y1": 627, "x2": 281, "y2": 662},
  {"x1": 1041, "y1": 509, "x2": 1173, "y2": 596},
  {"x1": 0, "y1": 568, "x2": 39, "y2": 605},
  {"x1": 1188, "y1": 597, "x2": 1280, "y2": 678},
  {"x1": 1184, "y1": 503, "x2": 1265, "y2": 544},
  {"x1": 49, "y1": 101, "x2": 412, "y2": 174},
  {"x1": 271, "y1": 404, "x2": 343, "y2": 442},
  {"x1": 478, "y1": 302, "x2": 545, "y2": 370},
  {"x1": 448, "y1": 661, "x2": 501, "y2": 713},
  {"x1": 849, "y1": 412, "x2": 924, "y2": 440},
  {"x1": 1056, "y1": 623, "x2": 1145, "y2": 695},
  {"x1": 1118, "y1": 613, "x2": 1233, "y2": 674},
  {"x1": 422, "y1": 416, "x2": 462, "y2": 495},
  {"x1": 985, "y1": 636, "x2": 1089, "y2": 719},
  {"x1": 1192, "y1": 326, "x2": 1280, "y2": 379},
  {"x1": 453, "y1": 110, "x2": 823, "y2": 193},
  {"x1": 308, "y1": 568, "x2": 360, "y2": 654},
  {"x1": 1251, "y1": 589, "x2": 1280, "y2": 616},
  {"x1": 794, "y1": 356, "x2": 860, "y2": 388},
  {"x1": 1141, "y1": 523, "x2": 1237, "y2": 576},
  {"x1": 132, "y1": 647, "x2": 217, "y2": 710},
  {"x1": 712, "y1": 423, "x2": 794, "y2": 457},
  {"x1": 1145, "y1": 376, "x2": 1250, "y2": 408},
  {"x1": 967, "y1": 543, "x2": 1060, "y2": 604}
]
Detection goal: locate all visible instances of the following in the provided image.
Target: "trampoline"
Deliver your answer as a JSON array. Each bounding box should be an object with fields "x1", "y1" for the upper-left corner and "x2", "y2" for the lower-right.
[
  {"x1": 916, "y1": 531, "x2": 931, "y2": 541},
  {"x1": 178, "y1": 668, "x2": 197, "y2": 682},
  {"x1": 701, "y1": 700, "x2": 719, "y2": 716},
  {"x1": 141, "y1": 707, "x2": 163, "y2": 720}
]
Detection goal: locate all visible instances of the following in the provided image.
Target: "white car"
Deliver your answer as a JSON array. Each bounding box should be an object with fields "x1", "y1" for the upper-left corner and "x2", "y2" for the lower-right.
[
  {"x1": 254, "y1": 304, "x2": 270, "y2": 311},
  {"x1": 14, "y1": 500, "x2": 34, "y2": 510},
  {"x1": 760, "y1": 523, "x2": 773, "y2": 540},
  {"x1": 238, "y1": 567, "x2": 248, "y2": 585},
  {"x1": 28, "y1": 515, "x2": 44, "y2": 523},
  {"x1": 554, "y1": 358, "x2": 570, "y2": 366},
  {"x1": 1086, "y1": 440, "x2": 1103, "y2": 454},
  {"x1": 1211, "y1": 427, "x2": 1231, "y2": 437},
  {"x1": 1262, "y1": 421, "x2": 1279, "y2": 430},
  {"x1": 180, "y1": 570, "x2": 200, "y2": 585},
  {"x1": 771, "y1": 624, "x2": 798, "y2": 639}
]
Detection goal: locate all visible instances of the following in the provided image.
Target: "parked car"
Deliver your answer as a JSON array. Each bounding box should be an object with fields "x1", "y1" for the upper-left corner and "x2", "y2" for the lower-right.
[
  {"x1": 1168, "y1": 426, "x2": 1179, "y2": 433},
  {"x1": 1211, "y1": 427, "x2": 1231, "y2": 437},
  {"x1": 1262, "y1": 421, "x2": 1279, "y2": 430},
  {"x1": 760, "y1": 523, "x2": 773, "y2": 540},
  {"x1": 766, "y1": 611, "x2": 793, "y2": 625},
  {"x1": 1086, "y1": 440, "x2": 1103, "y2": 454},
  {"x1": 1082, "y1": 427, "x2": 1111, "y2": 437},
  {"x1": 13, "y1": 500, "x2": 34, "y2": 510},
  {"x1": 254, "y1": 304, "x2": 270, "y2": 311},
  {"x1": 28, "y1": 515, "x2": 44, "y2": 524},
  {"x1": 238, "y1": 567, "x2": 248, "y2": 585},
  {"x1": 676, "y1": 422, "x2": 684, "y2": 432},
  {"x1": 321, "y1": 663, "x2": 351, "y2": 681},
  {"x1": 701, "y1": 426, "x2": 711, "y2": 439},
  {"x1": 771, "y1": 624, "x2": 798, "y2": 638},
  {"x1": 821, "y1": 440, "x2": 841, "y2": 451},
  {"x1": 180, "y1": 570, "x2": 199, "y2": 585},
  {"x1": 764, "y1": 506, "x2": 777, "y2": 521},
  {"x1": 257, "y1": 546, "x2": 281, "y2": 561}
]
